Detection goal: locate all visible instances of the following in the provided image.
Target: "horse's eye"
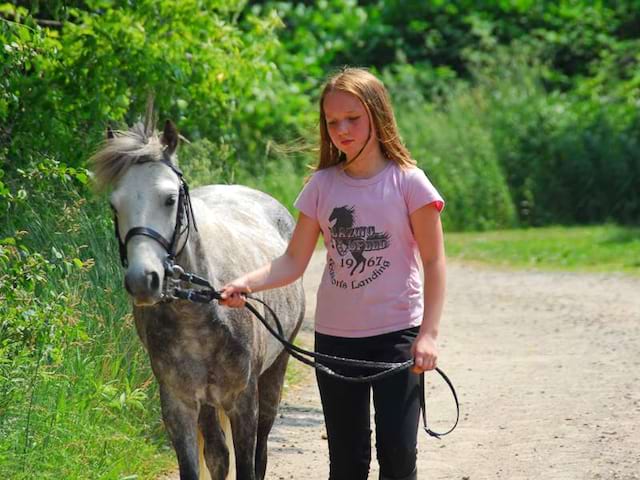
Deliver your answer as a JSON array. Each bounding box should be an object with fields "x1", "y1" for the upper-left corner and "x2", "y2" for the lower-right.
[
  {"x1": 165, "y1": 196, "x2": 177, "y2": 207},
  {"x1": 109, "y1": 203, "x2": 117, "y2": 213}
]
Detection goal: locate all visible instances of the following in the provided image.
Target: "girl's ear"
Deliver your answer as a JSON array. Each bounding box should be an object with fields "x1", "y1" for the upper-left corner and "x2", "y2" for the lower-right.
[{"x1": 161, "y1": 120, "x2": 179, "y2": 155}]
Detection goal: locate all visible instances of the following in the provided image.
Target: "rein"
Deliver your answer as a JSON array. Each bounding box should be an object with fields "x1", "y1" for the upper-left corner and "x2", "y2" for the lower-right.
[
  {"x1": 112, "y1": 161, "x2": 459, "y2": 438},
  {"x1": 165, "y1": 263, "x2": 460, "y2": 439}
]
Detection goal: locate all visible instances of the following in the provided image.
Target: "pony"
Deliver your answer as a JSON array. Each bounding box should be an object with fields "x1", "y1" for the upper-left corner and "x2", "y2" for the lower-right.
[{"x1": 90, "y1": 114, "x2": 305, "y2": 480}]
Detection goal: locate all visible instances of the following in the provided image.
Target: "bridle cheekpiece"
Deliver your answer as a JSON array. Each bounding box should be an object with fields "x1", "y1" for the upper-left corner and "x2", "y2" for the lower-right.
[{"x1": 112, "y1": 153, "x2": 198, "y2": 300}]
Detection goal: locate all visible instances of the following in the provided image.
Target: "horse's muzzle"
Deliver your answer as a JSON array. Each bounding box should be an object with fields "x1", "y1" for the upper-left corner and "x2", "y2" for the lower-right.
[{"x1": 125, "y1": 267, "x2": 163, "y2": 306}]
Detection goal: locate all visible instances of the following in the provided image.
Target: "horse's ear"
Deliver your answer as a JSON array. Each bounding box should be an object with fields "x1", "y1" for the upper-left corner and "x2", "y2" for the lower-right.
[
  {"x1": 161, "y1": 120, "x2": 179, "y2": 156},
  {"x1": 106, "y1": 125, "x2": 115, "y2": 139}
]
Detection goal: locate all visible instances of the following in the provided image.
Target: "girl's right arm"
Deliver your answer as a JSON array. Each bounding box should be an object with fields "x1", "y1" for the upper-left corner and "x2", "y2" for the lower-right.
[{"x1": 219, "y1": 212, "x2": 320, "y2": 307}]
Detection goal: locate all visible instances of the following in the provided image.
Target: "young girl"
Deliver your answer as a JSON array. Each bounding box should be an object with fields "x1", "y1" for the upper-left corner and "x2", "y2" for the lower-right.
[{"x1": 220, "y1": 67, "x2": 446, "y2": 480}]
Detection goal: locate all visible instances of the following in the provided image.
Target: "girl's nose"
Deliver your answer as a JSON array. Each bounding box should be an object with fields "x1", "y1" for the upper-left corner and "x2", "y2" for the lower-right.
[{"x1": 337, "y1": 120, "x2": 349, "y2": 134}]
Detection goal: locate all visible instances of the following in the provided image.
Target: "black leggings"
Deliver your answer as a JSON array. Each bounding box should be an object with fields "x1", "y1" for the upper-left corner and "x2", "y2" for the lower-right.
[{"x1": 315, "y1": 327, "x2": 421, "y2": 480}]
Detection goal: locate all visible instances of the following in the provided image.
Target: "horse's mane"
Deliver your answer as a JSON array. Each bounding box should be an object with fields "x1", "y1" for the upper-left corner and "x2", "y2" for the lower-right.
[{"x1": 89, "y1": 120, "x2": 169, "y2": 191}]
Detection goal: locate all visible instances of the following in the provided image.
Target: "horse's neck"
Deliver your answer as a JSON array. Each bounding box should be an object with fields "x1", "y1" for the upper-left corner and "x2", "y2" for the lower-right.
[
  {"x1": 176, "y1": 230, "x2": 219, "y2": 286},
  {"x1": 174, "y1": 232, "x2": 227, "y2": 314}
]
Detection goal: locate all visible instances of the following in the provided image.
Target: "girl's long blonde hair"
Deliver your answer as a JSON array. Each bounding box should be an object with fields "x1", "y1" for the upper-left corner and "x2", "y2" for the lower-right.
[{"x1": 316, "y1": 67, "x2": 415, "y2": 171}]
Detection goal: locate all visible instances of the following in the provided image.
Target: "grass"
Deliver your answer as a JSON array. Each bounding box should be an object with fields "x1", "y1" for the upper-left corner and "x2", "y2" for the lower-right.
[
  {"x1": 445, "y1": 224, "x2": 640, "y2": 275},
  {"x1": 1, "y1": 183, "x2": 177, "y2": 480}
]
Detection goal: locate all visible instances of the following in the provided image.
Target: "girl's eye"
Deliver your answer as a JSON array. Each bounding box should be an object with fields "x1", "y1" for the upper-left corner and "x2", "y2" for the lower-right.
[
  {"x1": 165, "y1": 196, "x2": 177, "y2": 207},
  {"x1": 348, "y1": 116, "x2": 360, "y2": 121}
]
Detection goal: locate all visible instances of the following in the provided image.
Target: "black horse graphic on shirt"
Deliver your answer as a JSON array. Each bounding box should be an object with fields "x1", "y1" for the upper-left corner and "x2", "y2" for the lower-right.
[{"x1": 329, "y1": 206, "x2": 391, "y2": 276}]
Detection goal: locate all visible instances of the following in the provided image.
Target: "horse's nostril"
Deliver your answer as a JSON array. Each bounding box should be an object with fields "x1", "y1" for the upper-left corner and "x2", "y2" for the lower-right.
[{"x1": 148, "y1": 271, "x2": 160, "y2": 292}]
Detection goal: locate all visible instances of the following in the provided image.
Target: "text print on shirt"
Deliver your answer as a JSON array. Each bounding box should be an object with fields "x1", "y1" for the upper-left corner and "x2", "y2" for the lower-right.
[{"x1": 328, "y1": 205, "x2": 391, "y2": 289}]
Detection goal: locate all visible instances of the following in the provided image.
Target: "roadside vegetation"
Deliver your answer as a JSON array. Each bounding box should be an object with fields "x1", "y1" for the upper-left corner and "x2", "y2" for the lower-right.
[
  {"x1": 1, "y1": 1, "x2": 638, "y2": 477},
  {"x1": 447, "y1": 225, "x2": 640, "y2": 275}
]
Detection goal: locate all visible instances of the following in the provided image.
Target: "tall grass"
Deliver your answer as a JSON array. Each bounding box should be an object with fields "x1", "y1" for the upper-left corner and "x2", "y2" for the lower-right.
[
  {"x1": 395, "y1": 90, "x2": 518, "y2": 231},
  {"x1": 0, "y1": 171, "x2": 175, "y2": 478},
  {"x1": 180, "y1": 137, "x2": 311, "y2": 216}
]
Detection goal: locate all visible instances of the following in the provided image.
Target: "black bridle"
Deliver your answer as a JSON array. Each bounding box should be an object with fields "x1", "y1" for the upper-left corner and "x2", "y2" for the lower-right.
[{"x1": 112, "y1": 156, "x2": 197, "y2": 273}]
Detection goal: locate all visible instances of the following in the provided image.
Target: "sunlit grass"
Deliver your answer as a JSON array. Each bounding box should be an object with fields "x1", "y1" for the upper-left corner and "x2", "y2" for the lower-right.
[
  {"x1": 446, "y1": 225, "x2": 640, "y2": 275},
  {"x1": 1, "y1": 184, "x2": 176, "y2": 479}
]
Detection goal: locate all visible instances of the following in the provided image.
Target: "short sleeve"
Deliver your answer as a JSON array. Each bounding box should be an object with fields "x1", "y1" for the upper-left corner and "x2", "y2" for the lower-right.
[
  {"x1": 404, "y1": 168, "x2": 445, "y2": 214},
  {"x1": 294, "y1": 173, "x2": 320, "y2": 220}
]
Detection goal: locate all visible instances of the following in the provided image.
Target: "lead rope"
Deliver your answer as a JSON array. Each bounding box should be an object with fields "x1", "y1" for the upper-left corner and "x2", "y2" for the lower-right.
[{"x1": 166, "y1": 267, "x2": 460, "y2": 438}]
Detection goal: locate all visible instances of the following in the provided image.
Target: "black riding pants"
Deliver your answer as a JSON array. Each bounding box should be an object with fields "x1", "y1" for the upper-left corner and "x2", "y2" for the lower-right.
[{"x1": 315, "y1": 327, "x2": 421, "y2": 480}]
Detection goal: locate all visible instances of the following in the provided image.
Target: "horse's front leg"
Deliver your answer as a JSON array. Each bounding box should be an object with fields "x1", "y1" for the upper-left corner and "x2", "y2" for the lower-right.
[
  {"x1": 351, "y1": 252, "x2": 367, "y2": 275},
  {"x1": 228, "y1": 378, "x2": 259, "y2": 480},
  {"x1": 160, "y1": 385, "x2": 200, "y2": 480}
]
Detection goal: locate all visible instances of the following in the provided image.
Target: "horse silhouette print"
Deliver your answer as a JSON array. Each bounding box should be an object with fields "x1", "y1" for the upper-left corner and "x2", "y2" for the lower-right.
[{"x1": 328, "y1": 206, "x2": 391, "y2": 276}]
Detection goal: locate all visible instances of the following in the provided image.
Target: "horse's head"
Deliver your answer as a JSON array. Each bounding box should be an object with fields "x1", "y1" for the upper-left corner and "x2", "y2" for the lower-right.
[
  {"x1": 329, "y1": 205, "x2": 355, "y2": 228},
  {"x1": 91, "y1": 117, "x2": 190, "y2": 306}
]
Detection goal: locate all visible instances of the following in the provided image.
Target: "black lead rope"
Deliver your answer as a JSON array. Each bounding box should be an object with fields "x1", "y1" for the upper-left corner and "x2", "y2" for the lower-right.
[
  {"x1": 247, "y1": 295, "x2": 460, "y2": 439},
  {"x1": 168, "y1": 270, "x2": 460, "y2": 439}
]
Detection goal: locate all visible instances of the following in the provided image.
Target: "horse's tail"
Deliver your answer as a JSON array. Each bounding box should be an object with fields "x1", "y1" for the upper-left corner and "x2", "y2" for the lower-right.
[
  {"x1": 197, "y1": 410, "x2": 236, "y2": 480},
  {"x1": 197, "y1": 429, "x2": 212, "y2": 480}
]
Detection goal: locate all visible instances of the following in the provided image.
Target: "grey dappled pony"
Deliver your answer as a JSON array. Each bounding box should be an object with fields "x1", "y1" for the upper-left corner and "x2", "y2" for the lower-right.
[{"x1": 91, "y1": 117, "x2": 305, "y2": 480}]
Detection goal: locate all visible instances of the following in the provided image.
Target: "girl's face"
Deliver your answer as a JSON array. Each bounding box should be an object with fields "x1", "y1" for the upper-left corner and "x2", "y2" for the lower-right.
[{"x1": 323, "y1": 90, "x2": 374, "y2": 161}]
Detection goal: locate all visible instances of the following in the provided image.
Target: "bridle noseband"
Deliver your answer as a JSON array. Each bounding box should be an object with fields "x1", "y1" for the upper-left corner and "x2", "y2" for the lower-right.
[{"x1": 112, "y1": 156, "x2": 197, "y2": 283}]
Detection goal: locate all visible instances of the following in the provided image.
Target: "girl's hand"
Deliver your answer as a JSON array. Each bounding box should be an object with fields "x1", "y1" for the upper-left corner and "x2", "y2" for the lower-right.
[
  {"x1": 411, "y1": 333, "x2": 438, "y2": 374},
  {"x1": 219, "y1": 280, "x2": 251, "y2": 308}
]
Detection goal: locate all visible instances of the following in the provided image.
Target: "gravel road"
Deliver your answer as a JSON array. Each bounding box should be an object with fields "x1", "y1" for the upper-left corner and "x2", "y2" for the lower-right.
[
  {"x1": 164, "y1": 249, "x2": 640, "y2": 480},
  {"x1": 267, "y1": 251, "x2": 640, "y2": 480}
]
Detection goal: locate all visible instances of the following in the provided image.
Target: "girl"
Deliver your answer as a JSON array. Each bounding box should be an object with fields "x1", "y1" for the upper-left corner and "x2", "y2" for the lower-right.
[{"x1": 220, "y1": 67, "x2": 446, "y2": 480}]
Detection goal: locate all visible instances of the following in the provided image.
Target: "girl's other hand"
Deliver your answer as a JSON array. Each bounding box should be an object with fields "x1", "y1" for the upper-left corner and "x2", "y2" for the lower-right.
[
  {"x1": 411, "y1": 333, "x2": 438, "y2": 374},
  {"x1": 219, "y1": 280, "x2": 251, "y2": 308}
]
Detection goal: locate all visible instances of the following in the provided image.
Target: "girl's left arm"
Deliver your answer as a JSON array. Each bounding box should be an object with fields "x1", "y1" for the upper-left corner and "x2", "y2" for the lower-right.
[{"x1": 409, "y1": 203, "x2": 446, "y2": 374}]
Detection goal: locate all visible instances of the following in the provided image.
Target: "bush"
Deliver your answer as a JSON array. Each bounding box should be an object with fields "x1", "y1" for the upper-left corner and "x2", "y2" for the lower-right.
[
  {"x1": 384, "y1": 47, "x2": 640, "y2": 229},
  {"x1": 0, "y1": 1, "x2": 313, "y2": 178},
  {"x1": 477, "y1": 48, "x2": 640, "y2": 225},
  {"x1": 0, "y1": 162, "x2": 172, "y2": 478},
  {"x1": 391, "y1": 84, "x2": 518, "y2": 232}
]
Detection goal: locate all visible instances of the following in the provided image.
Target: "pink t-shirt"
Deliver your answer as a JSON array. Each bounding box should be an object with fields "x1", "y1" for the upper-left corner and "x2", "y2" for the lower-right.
[{"x1": 294, "y1": 162, "x2": 444, "y2": 338}]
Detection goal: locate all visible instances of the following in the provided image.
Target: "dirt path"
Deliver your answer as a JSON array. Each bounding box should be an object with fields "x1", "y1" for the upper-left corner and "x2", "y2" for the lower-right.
[
  {"x1": 267, "y1": 251, "x2": 640, "y2": 480},
  {"x1": 164, "y1": 250, "x2": 640, "y2": 479}
]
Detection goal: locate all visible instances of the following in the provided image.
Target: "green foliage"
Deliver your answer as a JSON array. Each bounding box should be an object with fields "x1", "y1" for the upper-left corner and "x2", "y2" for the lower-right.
[
  {"x1": 0, "y1": 168, "x2": 173, "y2": 478},
  {"x1": 247, "y1": 0, "x2": 640, "y2": 228},
  {"x1": 1, "y1": 0, "x2": 313, "y2": 176},
  {"x1": 383, "y1": 46, "x2": 640, "y2": 229},
  {"x1": 257, "y1": 0, "x2": 640, "y2": 90},
  {"x1": 392, "y1": 84, "x2": 518, "y2": 231},
  {"x1": 475, "y1": 48, "x2": 640, "y2": 225},
  {"x1": 179, "y1": 138, "x2": 238, "y2": 187}
]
